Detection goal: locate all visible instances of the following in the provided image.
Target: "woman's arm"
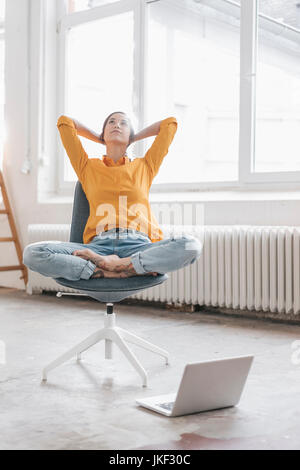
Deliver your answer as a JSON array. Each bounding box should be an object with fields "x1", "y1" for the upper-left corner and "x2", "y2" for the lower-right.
[
  {"x1": 71, "y1": 117, "x2": 105, "y2": 144},
  {"x1": 133, "y1": 120, "x2": 162, "y2": 143},
  {"x1": 57, "y1": 115, "x2": 90, "y2": 180},
  {"x1": 72, "y1": 117, "x2": 162, "y2": 145},
  {"x1": 142, "y1": 117, "x2": 177, "y2": 178}
]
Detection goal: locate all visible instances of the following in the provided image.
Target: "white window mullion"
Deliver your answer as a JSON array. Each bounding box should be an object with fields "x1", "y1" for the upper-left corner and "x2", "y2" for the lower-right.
[
  {"x1": 239, "y1": 0, "x2": 257, "y2": 185},
  {"x1": 56, "y1": 0, "x2": 69, "y2": 193},
  {"x1": 132, "y1": 0, "x2": 146, "y2": 158},
  {"x1": 57, "y1": 0, "x2": 67, "y2": 23}
]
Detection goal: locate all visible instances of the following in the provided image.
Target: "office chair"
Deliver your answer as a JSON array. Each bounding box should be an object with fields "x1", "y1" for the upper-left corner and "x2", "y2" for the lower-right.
[{"x1": 42, "y1": 181, "x2": 169, "y2": 387}]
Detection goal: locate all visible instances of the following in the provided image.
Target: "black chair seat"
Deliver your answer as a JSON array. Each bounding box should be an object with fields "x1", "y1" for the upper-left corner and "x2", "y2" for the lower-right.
[{"x1": 55, "y1": 273, "x2": 168, "y2": 292}]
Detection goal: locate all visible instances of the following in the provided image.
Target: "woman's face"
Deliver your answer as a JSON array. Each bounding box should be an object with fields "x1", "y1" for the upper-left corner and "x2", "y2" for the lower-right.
[{"x1": 104, "y1": 113, "x2": 131, "y2": 147}]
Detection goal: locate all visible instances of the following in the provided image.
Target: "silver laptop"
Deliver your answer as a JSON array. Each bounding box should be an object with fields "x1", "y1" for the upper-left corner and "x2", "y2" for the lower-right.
[{"x1": 136, "y1": 355, "x2": 254, "y2": 417}]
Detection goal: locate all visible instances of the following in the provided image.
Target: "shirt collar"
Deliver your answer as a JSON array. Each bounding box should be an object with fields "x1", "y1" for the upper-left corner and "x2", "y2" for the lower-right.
[{"x1": 102, "y1": 155, "x2": 130, "y2": 167}]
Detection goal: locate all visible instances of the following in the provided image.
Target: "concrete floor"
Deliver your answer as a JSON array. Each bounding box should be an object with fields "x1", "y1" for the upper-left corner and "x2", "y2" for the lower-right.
[{"x1": 1, "y1": 287, "x2": 300, "y2": 450}]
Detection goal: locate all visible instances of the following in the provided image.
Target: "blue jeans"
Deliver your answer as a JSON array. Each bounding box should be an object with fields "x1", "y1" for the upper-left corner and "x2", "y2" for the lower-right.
[{"x1": 23, "y1": 228, "x2": 202, "y2": 281}]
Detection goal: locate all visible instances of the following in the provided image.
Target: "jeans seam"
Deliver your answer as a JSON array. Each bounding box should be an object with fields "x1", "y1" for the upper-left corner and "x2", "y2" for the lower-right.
[
  {"x1": 130, "y1": 252, "x2": 146, "y2": 274},
  {"x1": 81, "y1": 260, "x2": 96, "y2": 279}
]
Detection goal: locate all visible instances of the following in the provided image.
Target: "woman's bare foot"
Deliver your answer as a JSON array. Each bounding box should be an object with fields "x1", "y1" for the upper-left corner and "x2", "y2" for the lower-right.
[
  {"x1": 91, "y1": 267, "x2": 157, "y2": 279},
  {"x1": 72, "y1": 248, "x2": 158, "y2": 277},
  {"x1": 91, "y1": 267, "x2": 136, "y2": 279},
  {"x1": 72, "y1": 249, "x2": 120, "y2": 270}
]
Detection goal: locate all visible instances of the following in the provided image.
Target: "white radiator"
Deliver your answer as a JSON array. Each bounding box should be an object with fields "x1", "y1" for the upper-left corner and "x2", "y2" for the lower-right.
[{"x1": 26, "y1": 224, "x2": 300, "y2": 315}]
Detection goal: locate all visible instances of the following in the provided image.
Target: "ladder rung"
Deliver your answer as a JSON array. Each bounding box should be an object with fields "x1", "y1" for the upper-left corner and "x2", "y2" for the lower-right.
[
  {"x1": 0, "y1": 210, "x2": 9, "y2": 214},
  {"x1": 0, "y1": 265, "x2": 25, "y2": 272},
  {"x1": 0, "y1": 237, "x2": 15, "y2": 242}
]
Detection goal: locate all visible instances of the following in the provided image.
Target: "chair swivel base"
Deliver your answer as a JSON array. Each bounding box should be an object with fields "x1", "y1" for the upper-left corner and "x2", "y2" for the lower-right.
[{"x1": 42, "y1": 310, "x2": 169, "y2": 387}]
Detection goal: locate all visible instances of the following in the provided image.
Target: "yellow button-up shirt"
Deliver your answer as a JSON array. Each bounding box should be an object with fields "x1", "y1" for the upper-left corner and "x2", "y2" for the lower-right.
[{"x1": 57, "y1": 115, "x2": 178, "y2": 244}]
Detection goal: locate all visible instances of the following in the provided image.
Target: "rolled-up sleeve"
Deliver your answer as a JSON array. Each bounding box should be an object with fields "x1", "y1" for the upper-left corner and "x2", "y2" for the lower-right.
[
  {"x1": 143, "y1": 116, "x2": 178, "y2": 179},
  {"x1": 57, "y1": 115, "x2": 89, "y2": 181}
]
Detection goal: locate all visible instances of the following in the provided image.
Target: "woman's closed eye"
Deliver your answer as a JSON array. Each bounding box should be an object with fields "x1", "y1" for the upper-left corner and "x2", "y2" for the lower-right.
[{"x1": 109, "y1": 120, "x2": 128, "y2": 125}]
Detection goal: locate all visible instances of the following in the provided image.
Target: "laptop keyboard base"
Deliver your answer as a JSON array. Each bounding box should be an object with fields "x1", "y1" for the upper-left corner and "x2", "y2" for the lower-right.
[{"x1": 157, "y1": 401, "x2": 175, "y2": 411}]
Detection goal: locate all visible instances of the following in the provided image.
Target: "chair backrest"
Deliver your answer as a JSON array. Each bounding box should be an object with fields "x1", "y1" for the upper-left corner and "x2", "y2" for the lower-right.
[{"x1": 69, "y1": 181, "x2": 90, "y2": 243}]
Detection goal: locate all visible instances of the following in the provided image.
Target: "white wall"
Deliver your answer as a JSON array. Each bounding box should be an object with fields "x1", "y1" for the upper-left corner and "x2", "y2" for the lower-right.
[{"x1": 1, "y1": 0, "x2": 300, "y2": 290}]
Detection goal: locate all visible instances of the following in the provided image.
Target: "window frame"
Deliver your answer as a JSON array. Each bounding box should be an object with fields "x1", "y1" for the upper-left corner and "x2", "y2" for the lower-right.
[
  {"x1": 55, "y1": 0, "x2": 300, "y2": 196},
  {"x1": 56, "y1": 0, "x2": 146, "y2": 194}
]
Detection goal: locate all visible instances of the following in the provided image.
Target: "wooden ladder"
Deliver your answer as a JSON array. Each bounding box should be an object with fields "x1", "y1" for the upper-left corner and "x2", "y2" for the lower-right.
[{"x1": 0, "y1": 170, "x2": 28, "y2": 286}]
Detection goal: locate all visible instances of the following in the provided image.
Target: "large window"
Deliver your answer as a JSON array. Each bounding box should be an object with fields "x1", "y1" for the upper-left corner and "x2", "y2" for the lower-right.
[
  {"x1": 0, "y1": 0, "x2": 5, "y2": 171},
  {"x1": 64, "y1": 10, "x2": 135, "y2": 181},
  {"x1": 255, "y1": 1, "x2": 300, "y2": 173},
  {"x1": 146, "y1": 0, "x2": 240, "y2": 184},
  {"x1": 56, "y1": 0, "x2": 300, "y2": 192}
]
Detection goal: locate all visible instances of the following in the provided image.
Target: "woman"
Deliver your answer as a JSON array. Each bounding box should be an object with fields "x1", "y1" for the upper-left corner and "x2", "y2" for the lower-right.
[{"x1": 23, "y1": 111, "x2": 202, "y2": 280}]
